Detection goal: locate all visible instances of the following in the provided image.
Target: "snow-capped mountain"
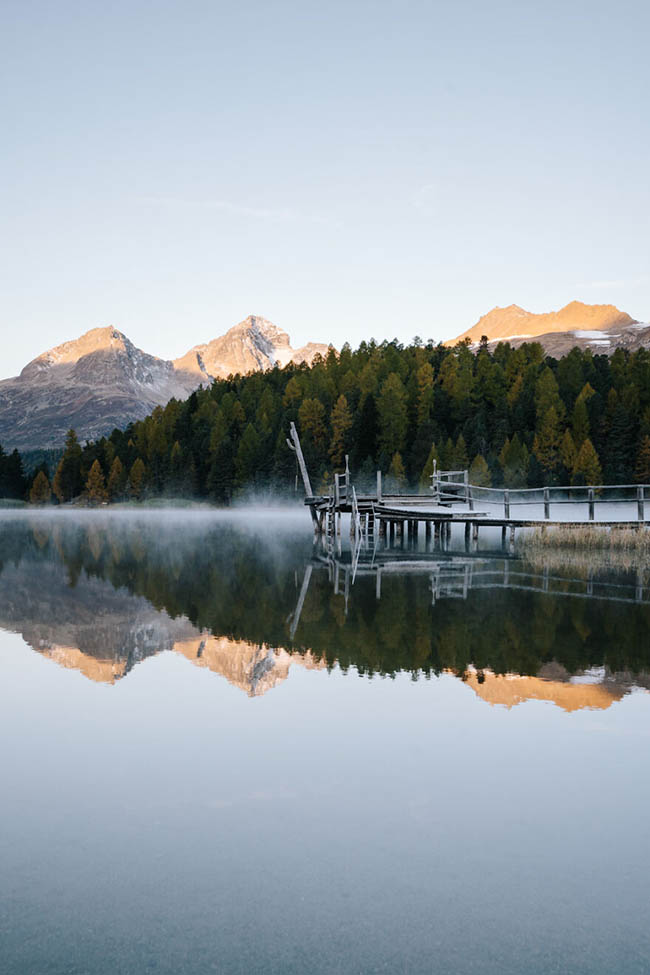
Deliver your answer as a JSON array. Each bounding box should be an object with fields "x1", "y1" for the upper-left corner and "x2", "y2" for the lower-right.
[
  {"x1": 0, "y1": 317, "x2": 331, "y2": 451},
  {"x1": 447, "y1": 301, "x2": 650, "y2": 356}
]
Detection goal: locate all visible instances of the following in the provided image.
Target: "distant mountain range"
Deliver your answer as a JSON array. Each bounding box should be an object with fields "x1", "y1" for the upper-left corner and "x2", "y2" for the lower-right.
[
  {"x1": 448, "y1": 300, "x2": 650, "y2": 356},
  {"x1": 2, "y1": 301, "x2": 649, "y2": 453},
  {"x1": 0, "y1": 315, "x2": 330, "y2": 451}
]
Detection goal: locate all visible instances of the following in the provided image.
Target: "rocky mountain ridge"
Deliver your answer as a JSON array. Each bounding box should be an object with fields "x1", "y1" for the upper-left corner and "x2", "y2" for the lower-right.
[
  {"x1": 0, "y1": 316, "x2": 330, "y2": 451},
  {"x1": 448, "y1": 300, "x2": 650, "y2": 356}
]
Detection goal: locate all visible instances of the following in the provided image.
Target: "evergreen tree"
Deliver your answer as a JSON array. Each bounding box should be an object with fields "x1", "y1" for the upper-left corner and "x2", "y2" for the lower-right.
[
  {"x1": 386, "y1": 452, "x2": 406, "y2": 493},
  {"x1": 85, "y1": 460, "x2": 107, "y2": 504},
  {"x1": 377, "y1": 373, "x2": 408, "y2": 461},
  {"x1": 128, "y1": 457, "x2": 146, "y2": 499},
  {"x1": 52, "y1": 429, "x2": 83, "y2": 502},
  {"x1": 29, "y1": 470, "x2": 52, "y2": 504},
  {"x1": 107, "y1": 456, "x2": 127, "y2": 501},
  {"x1": 533, "y1": 406, "x2": 561, "y2": 480},
  {"x1": 499, "y1": 434, "x2": 529, "y2": 487},
  {"x1": 328, "y1": 395, "x2": 353, "y2": 470},
  {"x1": 469, "y1": 454, "x2": 491, "y2": 486},
  {"x1": 559, "y1": 429, "x2": 577, "y2": 477},
  {"x1": 354, "y1": 392, "x2": 378, "y2": 466},
  {"x1": 452, "y1": 433, "x2": 469, "y2": 471},
  {"x1": 0, "y1": 446, "x2": 27, "y2": 499},
  {"x1": 235, "y1": 423, "x2": 261, "y2": 488},
  {"x1": 635, "y1": 435, "x2": 650, "y2": 483},
  {"x1": 572, "y1": 438, "x2": 602, "y2": 486},
  {"x1": 571, "y1": 397, "x2": 590, "y2": 448}
]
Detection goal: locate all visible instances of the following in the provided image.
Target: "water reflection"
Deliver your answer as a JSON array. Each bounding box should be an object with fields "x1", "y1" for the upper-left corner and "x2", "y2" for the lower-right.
[{"x1": 0, "y1": 511, "x2": 649, "y2": 709}]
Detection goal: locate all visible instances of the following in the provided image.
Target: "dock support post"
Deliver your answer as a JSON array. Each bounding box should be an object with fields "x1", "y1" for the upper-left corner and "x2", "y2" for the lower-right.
[
  {"x1": 425, "y1": 521, "x2": 432, "y2": 548},
  {"x1": 638, "y1": 485, "x2": 644, "y2": 523},
  {"x1": 376, "y1": 568, "x2": 382, "y2": 600},
  {"x1": 544, "y1": 487, "x2": 550, "y2": 520},
  {"x1": 389, "y1": 521, "x2": 395, "y2": 543},
  {"x1": 379, "y1": 518, "x2": 386, "y2": 539},
  {"x1": 287, "y1": 421, "x2": 319, "y2": 529},
  {"x1": 501, "y1": 525, "x2": 507, "y2": 550},
  {"x1": 413, "y1": 520, "x2": 419, "y2": 543},
  {"x1": 588, "y1": 488, "x2": 595, "y2": 521},
  {"x1": 464, "y1": 521, "x2": 471, "y2": 552},
  {"x1": 509, "y1": 525, "x2": 516, "y2": 552},
  {"x1": 434, "y1": 521, "x2": 441, "y2": 547}
]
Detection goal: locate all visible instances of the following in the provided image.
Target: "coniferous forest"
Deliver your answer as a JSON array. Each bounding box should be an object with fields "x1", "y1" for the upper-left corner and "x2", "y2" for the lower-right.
[{"x1": 4, "y1": 337, "x2": 650, "y2": 504}]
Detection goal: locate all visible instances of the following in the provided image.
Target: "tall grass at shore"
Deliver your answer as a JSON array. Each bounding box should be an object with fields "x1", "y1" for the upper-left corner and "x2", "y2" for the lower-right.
[{"x1": 517, "y1": 525, "x2": 650, "y2": 576}]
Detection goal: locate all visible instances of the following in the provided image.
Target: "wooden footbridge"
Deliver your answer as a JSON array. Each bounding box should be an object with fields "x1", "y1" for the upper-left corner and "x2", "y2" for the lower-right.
[{"x1": 287, "y1": 423, "x2": 650, "y2": 549}]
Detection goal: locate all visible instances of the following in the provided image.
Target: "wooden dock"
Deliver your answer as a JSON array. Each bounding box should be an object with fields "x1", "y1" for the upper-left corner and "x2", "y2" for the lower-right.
[{"x1": 286, "y1": 422, "x2": 650, "y2": 549}]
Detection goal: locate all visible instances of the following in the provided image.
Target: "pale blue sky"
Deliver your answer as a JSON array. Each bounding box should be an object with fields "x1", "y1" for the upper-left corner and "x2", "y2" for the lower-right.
[{"x1": 2, "y1": 0, "x2": 649, "y2": 378}]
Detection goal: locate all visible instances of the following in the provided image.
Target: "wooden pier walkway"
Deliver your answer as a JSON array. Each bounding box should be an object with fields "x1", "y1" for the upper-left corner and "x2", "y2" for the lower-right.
[{"x1": 286, "y1": 423, "x2": 650, "y2": 549}]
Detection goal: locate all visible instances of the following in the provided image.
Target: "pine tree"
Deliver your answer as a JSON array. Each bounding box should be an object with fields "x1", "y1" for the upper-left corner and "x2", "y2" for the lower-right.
[
  {"x1": 377, "y1": 373, "x2": 408, "y2": 461},
  {"x1": 499, "y1": 434, "x2": 529, "y2": 487},
  {"x1": 571, "y1": 394, "x2": 591, "y2": 447},
  {"x1": 453, "y1": 433, "x2": 469, "y2": 472},
  {"x1": 354, "y1": 392, "x2": 378, "y2": 466},
  {"x1": 533, "y1": 406, "x2": 561, "y2": 480},
  {"x1": 235, "y1": 423, "x2": 261, "y2": 488},
  {"x1": 328, "y1": 395, "x2": 353, "y2": 470},
  {"x1": 29, "y1": 470, "x2": 52, "y2": 504},
  {"x1": 559, "y1": 429, "x2": 577, "y2": 477},
  {"x1": 128, "y1": 457, "x2": 146, "y2": 499},
  {"x1": 635, "y1": 435, "x2": 650, "y2": 484},
  {"x1": 85, "y1": 460, "x2": 107, "y2": 504},
  {"x1": 52, "y1": 429, "x2": 83, "y2": 502},
  {"x1": 469, "y1": 454, "x2": 491, "y2": 486},
  {"x1": 107, "y1": 456, "x2": 126, "y2": 501},
  {"x1": 572, "y1": 438, "x2": 602, "y2": 486},
  {"x1": 387, "y1": 452, "x2": 406, "y2": 493}
]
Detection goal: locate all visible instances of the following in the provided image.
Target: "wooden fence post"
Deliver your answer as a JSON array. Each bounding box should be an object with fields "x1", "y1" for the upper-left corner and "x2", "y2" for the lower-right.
[
  {"x1": 588, "y1": 487, "x2": 595, "y2": 521},
  {"x1": 377, "y1": 470, "x2": 382, "y2": 502},
  {"x1": 638, "y1": 485, "x2": 645, "y2": 522},
  {"x1": 504, "y1": 489, "x2": 510, "y2": 520},
  {"x1": 544, "y1": 487, "x2": 550, "y2": 520}
]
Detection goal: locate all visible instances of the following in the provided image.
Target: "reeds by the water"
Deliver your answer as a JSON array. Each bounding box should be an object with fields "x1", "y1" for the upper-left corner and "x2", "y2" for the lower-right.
[
  {"x1": 517, "y1": 525, "x2": 650, "y2": 575},
  {"x1": 519, "y1": 524, "x2": 650, "y2": 552}
]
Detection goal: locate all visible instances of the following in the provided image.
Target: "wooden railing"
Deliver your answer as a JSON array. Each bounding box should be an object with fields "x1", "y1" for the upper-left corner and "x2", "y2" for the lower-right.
[{"x1": 436, "y1": 479, "x2": 649, "y2": 522}]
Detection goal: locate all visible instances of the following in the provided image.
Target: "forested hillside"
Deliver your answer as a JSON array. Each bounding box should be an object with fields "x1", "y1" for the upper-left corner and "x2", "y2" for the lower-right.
[{"x1": 11, "y1": 338, "x2": 650, "y2": 503}]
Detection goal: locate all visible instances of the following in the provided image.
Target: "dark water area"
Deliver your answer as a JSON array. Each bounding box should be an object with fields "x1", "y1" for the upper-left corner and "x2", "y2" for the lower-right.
[{"x1": 1, "y1": 510, "x2": 649, "y2": 974}]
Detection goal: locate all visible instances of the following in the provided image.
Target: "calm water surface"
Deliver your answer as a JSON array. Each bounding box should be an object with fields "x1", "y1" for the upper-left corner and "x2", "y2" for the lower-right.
[{"x1": 1, "y1": 509, "x2": 649, "y2": 974}]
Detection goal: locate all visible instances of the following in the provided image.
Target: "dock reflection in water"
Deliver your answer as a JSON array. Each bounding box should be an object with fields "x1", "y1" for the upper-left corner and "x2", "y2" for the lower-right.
[
  {"x1": 2, "y1": 510, "x2": 650, "y2": 975},
  {"x1": 0, "y1": 511, "x2": 648, "y2": 709}
]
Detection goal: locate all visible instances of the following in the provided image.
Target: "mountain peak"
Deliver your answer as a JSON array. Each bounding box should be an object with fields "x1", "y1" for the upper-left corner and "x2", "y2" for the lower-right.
[
  {"x1": 174, "y1": 315, "x2": 327, "y2": 380},
  {"x1": 448, "y1": 300, "x2": 636, "y2": 346}
]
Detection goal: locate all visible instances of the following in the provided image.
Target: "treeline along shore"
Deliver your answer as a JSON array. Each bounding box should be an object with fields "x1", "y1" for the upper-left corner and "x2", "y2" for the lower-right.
[{"x1": 4, "y1": 337, "x2": 650, "y2": 505}]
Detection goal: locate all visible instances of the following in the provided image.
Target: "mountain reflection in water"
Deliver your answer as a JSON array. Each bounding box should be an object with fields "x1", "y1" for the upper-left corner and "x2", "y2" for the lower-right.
[{"x1": 0, "y1": 510, "x2": 648, "y2": 710}]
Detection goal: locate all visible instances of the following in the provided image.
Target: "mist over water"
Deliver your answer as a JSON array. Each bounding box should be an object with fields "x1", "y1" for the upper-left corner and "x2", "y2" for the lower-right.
[{"x1": 1, "y1": 508, "x2": 650, "y2": 974}]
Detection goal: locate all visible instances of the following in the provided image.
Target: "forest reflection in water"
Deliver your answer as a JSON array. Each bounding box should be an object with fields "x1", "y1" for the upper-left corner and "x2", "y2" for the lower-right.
[{"x1": 0, "y1": 509, "x2": 649, "y2": 709}]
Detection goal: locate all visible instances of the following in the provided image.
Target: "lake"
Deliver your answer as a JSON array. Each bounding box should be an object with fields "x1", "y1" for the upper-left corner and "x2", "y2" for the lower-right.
[{"x1": 1, "y1": 509, "x2": 649, "y2": 974}]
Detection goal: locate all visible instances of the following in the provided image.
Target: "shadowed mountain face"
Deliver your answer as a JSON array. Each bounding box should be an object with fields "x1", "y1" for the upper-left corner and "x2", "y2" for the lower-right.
[
  {"x1": 0, "y1": 317, "x2": 330, "y2": 451},
  {"x1": 0, "y1": 512, "x2": 648, "y2": 708},
  {"x1": 448, "y1": 301, "x2": 650, "y2": 356}
]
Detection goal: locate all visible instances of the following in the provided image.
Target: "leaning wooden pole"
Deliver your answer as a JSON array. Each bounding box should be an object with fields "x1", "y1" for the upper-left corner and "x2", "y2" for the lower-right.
[{"x1": 287, "y1": 421, "x2": 319, "y2": 529}]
